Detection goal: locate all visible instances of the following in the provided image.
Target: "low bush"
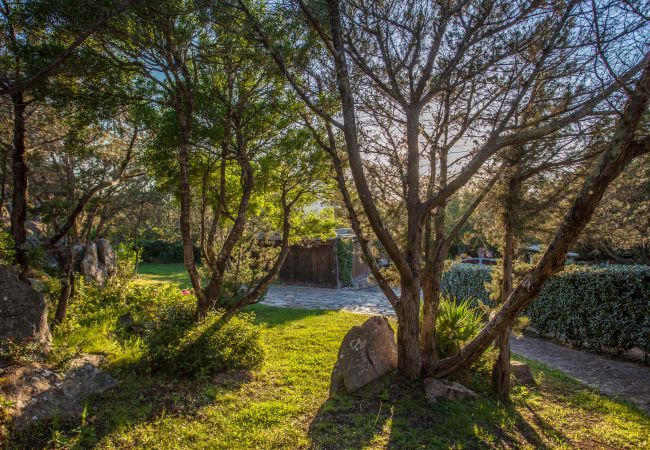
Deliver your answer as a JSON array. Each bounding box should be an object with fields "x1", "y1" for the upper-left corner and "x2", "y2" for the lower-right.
[
  {"x1": 144, "y1": 308, "x2": 264, "y2": 377},
  {"x1": 140, "y1": 239, "x2": 200, "y2": 263},
  {"x1": 53, "y1": 277, "x2": 265, "y2": 376},
  {"x1": 436, "y1": 297, "x2": 484, "y2": 358}
]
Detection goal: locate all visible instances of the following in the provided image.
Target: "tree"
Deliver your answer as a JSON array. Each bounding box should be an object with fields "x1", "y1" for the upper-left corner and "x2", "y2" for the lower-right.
[
  {"x1": 104, "y1": 0, "x2": 332, "y2": 321},
  {"x1": 240, "y1": 0, "x2": 648, "y2": 379},
  {"x1": 0, "y1": 0, "x2": 132, "y2": 278}
]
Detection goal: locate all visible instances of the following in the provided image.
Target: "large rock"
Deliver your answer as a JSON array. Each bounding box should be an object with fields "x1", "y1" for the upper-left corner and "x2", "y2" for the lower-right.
[
  {"x1": 79, "y1": 240, "x2": 117, "y2": 286},
  {"x1": 96, "y1": 238, "x2": 117, "y2": 278},
  {"x1": 0, "y1": 266, "x2": 51, "y2": 346},
  {"x1": 424, "y1": 378, "x2": 478, "y2": 403},
  {"x1": 510, "y1": 361, "x2": 535, "y2": 385},
  {"x1": 329, "y1": 316, "x2": 397, "y2": 396},
  {"x1": 0, "y1": 356, "x2": 118, "y2": 429}
]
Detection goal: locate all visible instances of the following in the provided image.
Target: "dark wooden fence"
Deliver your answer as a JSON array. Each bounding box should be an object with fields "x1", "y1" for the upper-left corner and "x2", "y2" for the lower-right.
[{"x1": 279, "y1": 240, "x2": 339, "y2": 288}]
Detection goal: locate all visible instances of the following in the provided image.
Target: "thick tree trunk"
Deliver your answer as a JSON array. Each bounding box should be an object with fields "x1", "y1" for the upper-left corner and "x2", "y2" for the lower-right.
[
  {"x1": 396, "y1": 280, "x2": 422, "y2": 379},
  {"x1": 421, "y1": 246, "x2": 447, "y2": 370},
  {"x1": 429, "y1": 60, "x2": 650, "y2": 378},
  {"x1": 10, "y1": 91, "x2": 29, "y2": 278},
  {"x1": 174, "y1": 97, "x2": 205, "y2": 317}
]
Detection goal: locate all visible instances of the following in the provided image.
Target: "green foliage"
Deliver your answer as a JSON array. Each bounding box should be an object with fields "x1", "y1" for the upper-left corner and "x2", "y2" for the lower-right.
[
  {"x1": 140, "y1": 239, "x2": 200, "y2": 264},
  {"x1": 442, "y1": 263, "x2": 650, "y2": 353},
  {"x1": 527, "y1": 265, "x2": 650, "y2": 353},
  {"x1": 0, "y1": 337, "x2": 44, "y2": 366},
  {"x1": 145, "y1": 308, "x2": 264, "y2": 378},
  {"x1": 441, "y1": 263, "x2": 493, "y2": 305},
  {"x1": 436, "y1": 297, "x2": 484, "y2": 358},
  {"x1": 0, "y1": 229, "x2": 14, "y2": 266},
  {"x1": 336, "y1": 238, "x2": 354, "y2": 287}
]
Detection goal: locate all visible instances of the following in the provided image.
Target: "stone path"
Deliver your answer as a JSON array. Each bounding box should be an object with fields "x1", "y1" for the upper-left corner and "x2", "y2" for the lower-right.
[
  {"x1": 510, "y1": 336, "x2": 650, "y2": 414},
  {"x1": 263, "y1": 285, "x2": 650, "y2": 414}
]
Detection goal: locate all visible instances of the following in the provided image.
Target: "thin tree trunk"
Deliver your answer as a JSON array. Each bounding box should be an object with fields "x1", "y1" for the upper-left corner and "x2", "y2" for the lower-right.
[
  {"x1": 0, "y1": 143, "x2": 8, "y2": 211},
  {"x1": 10, "y1": 90, "x2": 29, "y2": 278},
  {"x1": 491, "y1": 189, "x2": 515, "y2": 400},
  {"x1": 396, "y1": 280, "x2": 422, "y2": 379}
]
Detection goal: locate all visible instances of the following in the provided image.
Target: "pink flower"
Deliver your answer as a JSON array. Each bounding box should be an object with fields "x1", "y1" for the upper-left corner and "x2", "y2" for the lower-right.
[{"x1": 181, "y1": 289, "x2": 190, "y2": 296}]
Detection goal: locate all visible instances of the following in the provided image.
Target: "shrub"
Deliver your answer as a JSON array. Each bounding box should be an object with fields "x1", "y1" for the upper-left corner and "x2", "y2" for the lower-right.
[
  {"x1": 140, "y1": 239, "x2": 200, "y2": 263},
  {"x1": 441, "y1": 263, "x2": 492, "y2": 305},
  {"x1": 436, "y1": 297, "x2": 484, "y2": 358},
  {"x1": 527, "y1": 265, "x2": 650, "y2": 353},
  {"x1": 144, "y1": 307, "x2": 264, "y2": 378},
  {"x1": 0, "y1": 229, "x2": 14, "y2": 265},
  {"x1": 336, "y1": 238, "x2": 354, "y2": 287}
]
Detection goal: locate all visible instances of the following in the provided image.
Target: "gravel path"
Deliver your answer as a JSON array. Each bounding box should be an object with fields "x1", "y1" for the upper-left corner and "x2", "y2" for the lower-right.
[{"x1": 263, "y1": 284, "x2": 650, "y2": 414}]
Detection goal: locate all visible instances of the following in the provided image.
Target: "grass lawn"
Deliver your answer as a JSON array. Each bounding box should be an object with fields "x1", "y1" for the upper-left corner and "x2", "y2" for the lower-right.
[
  {"x1": 10, "y1": 264, "x2": 648, "y2": 448},
  {"x1": 135, "y1": 262, "x2": 192, "y2": 287}
]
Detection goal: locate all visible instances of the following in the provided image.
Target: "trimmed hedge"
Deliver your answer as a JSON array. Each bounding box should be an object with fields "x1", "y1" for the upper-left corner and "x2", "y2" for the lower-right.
[
  {"x1": 527, "y1": 265, "x2": 650, "y2": 353},
  {"x1": 440, "y1": 264, "x2": 492, "y2": 304},
  {"x1": 440, "y1": 263, "x2": 650, "y2": 353}
]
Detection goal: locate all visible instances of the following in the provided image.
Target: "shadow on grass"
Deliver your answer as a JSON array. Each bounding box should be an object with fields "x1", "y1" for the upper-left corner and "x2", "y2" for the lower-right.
[
  {"x1": 307, "y1": 372, "x2": 568, "y2": 449},
  {"x1": 6, "y1": 360, "x2": 252, "y2": 449},
  {"x1": 249, "y1": 304, "x2": 331, "y2": 327}
]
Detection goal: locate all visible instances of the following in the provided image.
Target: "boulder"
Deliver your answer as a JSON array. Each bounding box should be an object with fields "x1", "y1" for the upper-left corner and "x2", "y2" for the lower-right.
[
  {"x1": 424, "y1": 378, "x2": 477, "y2": 403},
  {"x1": 329, "y1": 316, "x2": 397, "y2": 396},
  {"x1": 510, "y1": 361, "x2": 535, "y2": 385},
  {"x1": 0, "y1": 266, "x2": 51, "y2": 346},
  {"x1": 1, "y1": 357, "x2": 118, "y2": 430},
  {"x1": 96, "y1": 238, "x2": 117, "y2": 277},
  {"x1": 79, "y1": 240, "x2": 117, "y2": 286}
]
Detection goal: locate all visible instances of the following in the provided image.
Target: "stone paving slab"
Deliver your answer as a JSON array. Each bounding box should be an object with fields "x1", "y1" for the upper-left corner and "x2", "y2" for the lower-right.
[{"x1": 263, "y1": 284, "x2": 650, "y2": 415}]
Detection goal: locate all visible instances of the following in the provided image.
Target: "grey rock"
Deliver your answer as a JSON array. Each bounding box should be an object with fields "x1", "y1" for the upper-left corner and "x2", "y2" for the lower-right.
[
  {"x1": 96, "y1": 239, "x2": 117, "y2": 277},
  {"x1": 423, "y1": 378, "x2": 478, "y2": 403},
  {"x1": 0, "y1": 265, "x2": 51, "y2": 345},
  {"x1": 329, "y1": 315, "x2": 397, "y2": 396},
  {"x1": 510, "y1": 361, "x2": 535, "y2": 385},
  {"x1": 1, "y1": 357, "x2": 118, "y2": 430}
]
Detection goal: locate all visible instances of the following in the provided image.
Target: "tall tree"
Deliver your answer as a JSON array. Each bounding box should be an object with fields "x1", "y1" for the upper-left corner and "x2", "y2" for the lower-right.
[{"x1": 239, "y1": 0, "x2": 648, "y2": 378}]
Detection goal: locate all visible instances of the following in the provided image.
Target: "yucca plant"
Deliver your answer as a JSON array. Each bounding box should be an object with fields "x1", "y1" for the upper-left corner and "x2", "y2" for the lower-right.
[{"x1": 436, "y1": 297, "x2": 484, "y2": 358}]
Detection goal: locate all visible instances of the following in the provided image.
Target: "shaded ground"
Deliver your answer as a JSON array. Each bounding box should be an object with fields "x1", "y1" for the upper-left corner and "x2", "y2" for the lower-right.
[
  {"x1": 263, "y1": 284, "x2": 650, "y2": 415},
  {"x1": 135, "y1": 263, "x2": 650, "y2": 414},
  {"x1": 9, "y1": 305, "x2": 649, "y2": 449}
]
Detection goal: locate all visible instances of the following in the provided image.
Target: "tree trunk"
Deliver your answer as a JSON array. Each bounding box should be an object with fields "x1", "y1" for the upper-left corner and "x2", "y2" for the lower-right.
[
  {"x1": 395, "y1": 280, "x2": 422, "y2": 379},
  {"x1": 491, "y1": 208, "x2": 514, "y2": 400},
  {"x1": 0, "y1": 143, "x2": 7, "y2": 211},
  {"x1": 52, "y1": 233, "x2": 75, "y2": 327},
  {"x1": 421, "y1": 245, "x2": 447, "y2": 370},
  {"x1": 175, "y1": 94, "x2": 205, "y2": 316},
  {"x1": 10, "y1": 90, "x2": 29, "y2": 278}
]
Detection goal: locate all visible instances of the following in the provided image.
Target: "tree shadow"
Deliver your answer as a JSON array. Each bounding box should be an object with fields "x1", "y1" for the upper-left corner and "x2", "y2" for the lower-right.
[
  {"x1": 250, "y1": 304, "x2": 332, "y2": 327},
  {"x1": 6, "y1": 361, "x2": 252, "y2": 448},
  {"x1": 307, "y1": 372, "x2": 579, "y2": 449}
]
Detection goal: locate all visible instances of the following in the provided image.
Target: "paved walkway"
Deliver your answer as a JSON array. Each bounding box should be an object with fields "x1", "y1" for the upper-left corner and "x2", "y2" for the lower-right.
[{"x1": 263, "y1": 285, "x2": 650, "y2": 414}]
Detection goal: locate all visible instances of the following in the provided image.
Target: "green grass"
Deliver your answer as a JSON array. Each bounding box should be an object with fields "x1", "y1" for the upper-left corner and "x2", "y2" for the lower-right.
[
  {"x1": 11, "y1": 302, "x2": 649, "y2": 449},
  {"x1": 136, "y1": 262, "x2": 192, "y2": 288}
]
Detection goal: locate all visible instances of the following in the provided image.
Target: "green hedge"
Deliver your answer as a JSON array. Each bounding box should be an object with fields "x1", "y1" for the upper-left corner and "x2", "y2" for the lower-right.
[
  {"x1": 440, "y1": 264, "x2": 492, "y2": 304},
  {"x1": 440, "y1": 263, "x2": 650, "y2": 353},
  {"x1": 527, "y1": 265, "x2": 650, "y2": 353}
]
